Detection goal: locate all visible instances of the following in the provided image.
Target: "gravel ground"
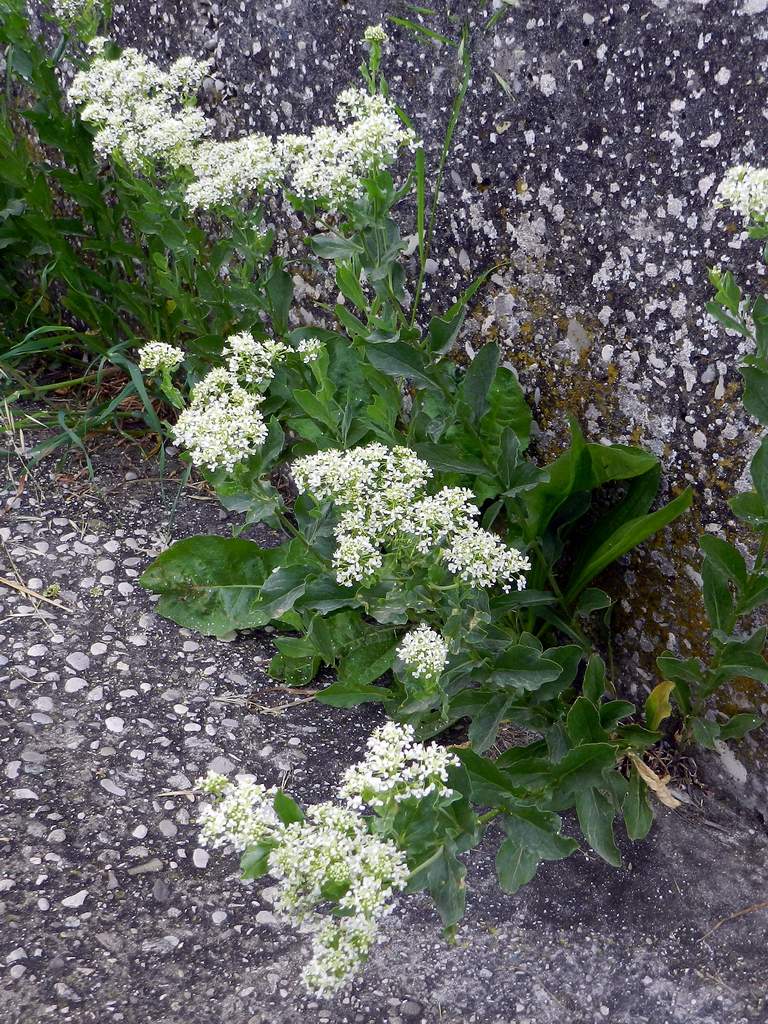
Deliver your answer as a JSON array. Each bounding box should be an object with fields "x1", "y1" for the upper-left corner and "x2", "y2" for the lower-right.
[{"x1": 2, "y1": 439, "x2": 768, "y2": 1024}]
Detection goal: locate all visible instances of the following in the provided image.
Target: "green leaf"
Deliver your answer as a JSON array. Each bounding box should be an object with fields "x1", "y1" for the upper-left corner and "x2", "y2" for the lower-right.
[
  {"x1": 480, "y1": 366, "x2": 532, "y2": 451},
  {"x1": 740, "y1": 364, "x2": 768, "y2": 425},
  {"x1": 495, "y1": 841, "x2": 538, "y2": 894},
  {"x1": 311, "y1": 232, "x2": 363, "y2": 259},
  {"x1": 598, "y1": 700, "x2": 636, "y2": 730},
  {"x1": 338, "y1": 631, "x2": 399, "y2": 686},
  {"x1": 623, "y1": 767, "x2": 653, "y2": 841},
  {"x1": 366, "y1": 342, "x2": 441, "y2": 391},
  {"x1": 567, "y1": 697, "x2": 608, "y2": 745},
  {"x1": 644, "y1": 681, "x2": 675, "y2": 732},
  {"x1": 564, "y1": 488, "x2": 693, "y2": 603},
  {"x1": 702, "y1": 559, "x2": 735, "y2": 632},
  {"x1": 316, "y1": 681, "x2": 390, "y2": 708},
  {"x1": 714, "y1": 642, "x2": 768, "y2": 684},
  {"x1": 575, "y1": 787, "x2": 622, "y2": 866},
  {"x1": 140, "y1": 536, "x2": 283, "y2": 636},
  {"x1": 273, "y1": 790, "x2": 304, "y2": 825},
  {"x1": 582, "y1": 654, "x2": 607, "y2": 703},
  {"x1": 548, "y1": 743, "x2": 618, "y2": 808},
  {"x1": 699, "y1": 535, "x2": 747, "y2": 589},
  {"x1": 461, "y1": 342, "x2": 499, "y2": 422},
  {"x1": 407, "y1": 842, "x2": 466, "y2": 928},
  {"x1": 412, "y1": 443, "x2": 492, "y2": 476},
  {"x1": 240, "y1": 844, "x2": 274, "y2": 880},
  {"x1": 454, "y1": 748, "x2": 521, "y2": 807},
  {"x1": 719, "y1": 713, "x2": 762, "y2": 741},
  {"x1": 467, "y1": 694, "x2": 511, "y2": 753},
  {"x1": 751, "y1": 436, "x2": 768, "y2": 505},
  {"x1": 691, "y1": 717, "x2": 720, "y2": 750},
  {"x1": 576, "y1": 588, "x2": 613, "y2": 617},
  {"x1": 489, "y1": 645, "x2": 564, "y2": 691}
]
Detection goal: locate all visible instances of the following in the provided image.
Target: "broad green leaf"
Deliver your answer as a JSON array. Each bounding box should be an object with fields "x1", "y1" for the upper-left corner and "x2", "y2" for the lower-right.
[
  {"x1": 467, "y1": 694, "x2": 510, "y2": 753},
  {"x1": 480, "y1": 366, "x2": 532, "y2": 451},
  {"x1": 740, "y1": 364, "x2": 768, "y2": 425},
  {"x1": 645, "y1": 681, "x2": 675, "y2": 732},
  {"x1": 699, "y1": 535, "x2": 747, "y2": 589},
  {"x1": 751, "y1": 436, "x2": 768, "y2": 505},
  {"x1": 713, "y1": 642, "x2": 768, "y2": 684},
  {"x1": 338, "y1": 631, "x2": 399, "y2": 686},
  {"x1": 548, "y1": 743, "x2": 618, "y2": 808},
  {"x1": 623, "y1": 767, "x2": 653, "y2": 841},
  {"x1": 408, "y1": 841, "x2": 466, "y2": 928},
  {"x1": 501, "y1": 805, "x2": 578, "y2": 861},
  {"x1": 598, "y1": 700, "x2": 636, "y2": 730},
  {"x1": 575, "y1": 787, "x2": 622, "y2": 866},
  {"x1": 719, "y1": 713, "x2": 762, "y2": 740},
  {"x1": 567, "y1": 697, "x2": 608, "y2": 745},
  {"x1": 495, "y1": 841, "x2": 538, "y2": 894},
  {"x1": 576, "y1": 588, "x2": 613, "y2": 617},
  {"x1": 316, "y1": 681, "x2": 390, "y2": 708},
  {"x1": 461, "y1": 342, "x2": 499, "y2": 422},
  {"x1": 564, "y1": 488, "x2": 693, "y2": 603},
  {"x1": 489, "y1": 645, "x2": 564, "y2": 691},
  {"x1": 240, "y1": 844, "x2": 274, "y2": 880},
  {"x1": 273, "y1": 790, "x2": 304, "y2": 824},
  {"x1": 412, "y1": 443, "x2": 492, "y2": 476},
  {"x1": 702, "y1": 558, "x2": 735, "y2": 632},
  {"x1": 691, "y1": 717, "x2": 720, "y2": 749},
  {"x1": 140, "y1": 536, "x2": 282, "y2": 636},
  {"x1": 311, "y1": 232, "x2": 363, "y2": 259},
  {"x1": 582, "y1": 654, "x2": 607, "y2": 703},
  {"x1": 366, "y1": 341, "x2": 441, "y2": 391}
]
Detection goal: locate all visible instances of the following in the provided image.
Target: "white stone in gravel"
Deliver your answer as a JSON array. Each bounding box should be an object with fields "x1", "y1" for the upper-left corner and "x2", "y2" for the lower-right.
[
  {"x1": 105, "y1": 717, "x2": 124, "y2": 733},
  {"x1": 66, "y1": 652, "x2": 90, "y2": 671},
  {"x1": 208, "y1": 755, "x2": 236, "y2": 774},
  {"x1": 61, "y1": 890, "x2": 88, "y2": 909},
  {"x1": 38, "y1": 898, "x2": 50, "y2": 910},
  {"x1": 118, "y1": 583, "x2": 134, "y2": 597},
  {"x1": 6, "y1": 761, "x2": 20, "y2": 779},
  {"x1": 64, "y1": 678, "x2": 87, "y2": 693},
  {"x1": 132, "y1": 825, "x2": 148, "y2": 839},
  {"x1": 158, "y1": 820, "x2": 177, "y2": 838},
  {"x1": 48, "y1": 829, "x2": 66, "y2": 843},
  {"x1": 255, "y1": 910, "x2": 278, "y2": 926},
  {"x1": 87, "y1": 686, "x2": 104, "y2": 701},
  {"x1": 35, "y1": 696, "x2": 53, "y2": 712},
  {"x1": 90, "y1": 642, "x2": 107, "y2": 655},
  {"x1": 96, "y1": 559, "x2": 115, "y2": 572},
  {"x1": 211, "y1": 911, "x2": 227, "y2": 925},
  {"x1": 9, "y1": 965, "x2": 26, "y2": 980},
  {"x1": 13, "y1": 789, "x2": 38, "y2": 800},
  {"x1": 127, "y1": 633, "x2": 147, "y2": 646},
  {"x1": 192, "y1": 849, "x2": 209, "y2": 869},
  {"x1": 27, "y1": 645, "x2": 48, "y2": 657},
  {"x1": 6, "y1": 948, "x2": 27, "y2": 963},
  {"x1": 100, "y1": 779, "x2": 126, "y2": 796},
  {"x1": 182, "y1": 641, "x2": 200, "y2": 652}
]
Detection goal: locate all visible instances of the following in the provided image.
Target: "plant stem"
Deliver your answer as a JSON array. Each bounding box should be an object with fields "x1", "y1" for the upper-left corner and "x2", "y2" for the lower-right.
[{"x1": 478, "y1": 809, "x2": 501, "y2": 826}]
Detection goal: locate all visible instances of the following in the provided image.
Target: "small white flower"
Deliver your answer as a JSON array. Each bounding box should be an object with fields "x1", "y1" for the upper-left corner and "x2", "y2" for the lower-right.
[
  {"x1": 186, "y1": 134, "x2": 284, "y2": 210},
  {"x1": 222, "y1": 330, "x2": 287, "y2": 386},
  {"x1": 716, "y1": 164, "x2": 768, "y2": 225},
  {"x1": 137, "y1": 341, "x2": 184, "y2": 373},
  {"x1": 363, "y1": 24, "x2": 389, "y2": 46},
  {"x1": 396, "y1": 624, "x2": 448, "y2": 684},
  {"x1": 51, "y1": 0, "x2": 100, "y2": 26},
  {"x1": 69, "y1": 47, "x2": 210, "y2": 170},
  {"x1": 197, "y1": 775, "x2": 280, "y2": 852},
  {"x1": 296, "y1": 338, "x2": 324, "y2": 363},
  {"x1": 172, "y1": 369, "x2": 267, "y2": 472},
  {"x1": 339, "y1": 722, "x2": 459, "y2": 810}
]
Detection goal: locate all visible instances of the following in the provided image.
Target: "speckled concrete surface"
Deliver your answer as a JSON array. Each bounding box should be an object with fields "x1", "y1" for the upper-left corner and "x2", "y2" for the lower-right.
[{"x1": 2, "y1": 442, "x2": 768, "y2": 1024}]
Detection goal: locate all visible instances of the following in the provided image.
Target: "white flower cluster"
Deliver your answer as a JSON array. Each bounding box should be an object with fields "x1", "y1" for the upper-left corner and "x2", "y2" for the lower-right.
[
  {"x1": 339, "y1": 722, "x2": 458, "y2": 810},
  {"x1": 396, "y1": 624, "x2": 448, "y2": 683},
  {"x1": 172, "y1": 368, "x2": 267, "y2": 472},
  {"x1": 292, "y1": 443, "x2": 531, "y2": 591},
  {"x1": 185, "y1": 134, "x2": 283, "y2": 209},
  {"x1": 195, "y1": 773, "x2": 409, "y2": 997},
  {"x1": 716, "y1": 165, "x2": 768, "y2": 225},
  {"x1": 69, "y1": 47, "x2": 210, "y2": 170},
  {"x1": 137, "y1": 341, "x2": 184, "y2": 373},
  {"x1": 171, "y1": 330, "x2": 289, "y2": 472},
  {"x1": 296, "y1": 338, "x2": 324, "y2": 363},
  {"x1": 197, "y1": 773, "x2": 279, "y2": 850},
  {"x1": 223, "y1": 330, "x2": 287, "y2": 386},
  {"x1": 51, "y1": 0, "x2": 98, "y2": 26},
  {"x1": 364, "y1": 24, "x2": 389, "y2": 46},
  {"x1": 281, "y1": 88, "x2": 418, "y2": 208}
]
